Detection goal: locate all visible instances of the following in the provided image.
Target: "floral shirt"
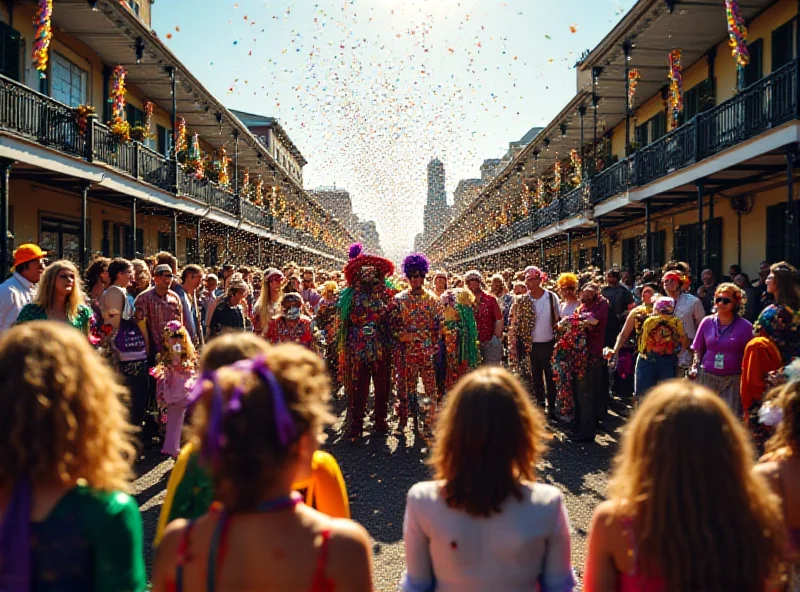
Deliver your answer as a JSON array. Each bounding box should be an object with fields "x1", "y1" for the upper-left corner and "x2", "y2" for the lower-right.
[
  {"x1": 754, "y1": 304, "x2": 800, "y2": 365},
  {"x1": 16, "y1": 303, "x2": 93, "y2": 334},
  {"x1": 133, "y1": 287, "x2": 183, "y2": 354},
  {"x1": 266, "y1": 315, "x2": 313, "y2": 347},
  {"x1": 392, "y1": 288, "x2": 443, "y2": 359}
]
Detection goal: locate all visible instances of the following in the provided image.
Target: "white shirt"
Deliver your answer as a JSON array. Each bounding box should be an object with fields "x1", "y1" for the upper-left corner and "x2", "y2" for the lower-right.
[
  {"x1": 530, "y1": 290, "x2": 561, "y2": 343},
  {"x1": 672, "y1": 292, "x2": 706, "y2": 366},
  {"x1": 0, "y1": 273, "x2": 37, "y2": 334},
  {"x1": 401, "y1": 480, "x2": 575, "y2": 592}
]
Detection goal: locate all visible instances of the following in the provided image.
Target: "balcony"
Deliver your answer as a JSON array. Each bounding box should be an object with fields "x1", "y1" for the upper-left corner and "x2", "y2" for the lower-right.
[
  {"x1": 444, "y1": 58, "x2": 800, "y2": 264},
  {"x1": 0, "y1": 74, "x2": 343, "y2": 259}
]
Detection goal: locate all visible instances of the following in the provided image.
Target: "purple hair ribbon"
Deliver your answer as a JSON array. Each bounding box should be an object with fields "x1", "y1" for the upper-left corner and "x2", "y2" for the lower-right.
[{"x1": 187, "y1": 357, "x2": 296, "y2": 461}]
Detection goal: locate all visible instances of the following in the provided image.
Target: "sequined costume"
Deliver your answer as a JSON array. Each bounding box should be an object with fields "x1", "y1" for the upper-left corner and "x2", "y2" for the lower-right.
[
  {"x1": 440, "y1": 289, "x2": 480, "y2": 393},
  {"x1": 336, "y1": 245, "x2": 396, "y2": 439},
  {"x1": 315, "y1": 293, "x2": 341, "y2": 393},
  {"x1": 265, "y1": 315, "x2": 314, "y2": 347},
  {"x1": 391, "y1": 286, "x2": 443, "y2": 437}
]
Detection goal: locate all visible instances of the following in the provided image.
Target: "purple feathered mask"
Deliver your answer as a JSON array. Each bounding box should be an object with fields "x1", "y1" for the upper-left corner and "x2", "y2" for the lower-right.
[
  {"x1": 402, "y1": 253, "x2": 430, "y2": 277},
  {"x1": 349, "y1": 243, "x2": 363, "y2": 259}
]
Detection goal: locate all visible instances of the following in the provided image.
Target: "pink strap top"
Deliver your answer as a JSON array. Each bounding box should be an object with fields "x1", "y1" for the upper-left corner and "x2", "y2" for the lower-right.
[{"x1": 618, "y1": 518, "x2": 665, "y2": 592}]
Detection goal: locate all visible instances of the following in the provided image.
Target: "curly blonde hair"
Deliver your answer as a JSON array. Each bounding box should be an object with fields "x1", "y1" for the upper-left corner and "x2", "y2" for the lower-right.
[
  {"x1": 714, "y1": 282, "x2": 745, "y2": 316},
  {"x1": 189, "y1": 343, "x2": 334, "y2": 511},
  {"x1": 555, "y1": 272, "x2": 579, "y2": 291},
  {"x1": 0, "y1": 321, "x2": 136, "y2": 491},
  {"x1": 608, "y1": 380, "x2": 783, "y2": 590},
  {"x1": 430, "y1": 367, "x2": 547, "y2": 517}
]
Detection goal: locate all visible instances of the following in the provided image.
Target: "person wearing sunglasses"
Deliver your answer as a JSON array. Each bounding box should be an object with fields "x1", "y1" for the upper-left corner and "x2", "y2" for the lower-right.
[
  {"x1": 133, "y1": 264, "x2": 184, "y2": 361},
  {"x1": 690, "y1": 283, "x2": 752, "y2": 416}
]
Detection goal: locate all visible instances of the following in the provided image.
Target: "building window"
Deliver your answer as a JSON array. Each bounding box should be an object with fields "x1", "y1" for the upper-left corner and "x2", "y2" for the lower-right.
[
  {"x1": 126, "y1": 104, "x2": 144, "y2": 126},
  {"x1": 40, "y1": 216, "x2": 82, "y2": 265},
  {"x1": 157, "y1": 231, "x2": 172, "y2": 253},
  {"x1": 683, "y1": 78, "x2": 715, "y2": 121},
  {"x1": 0, "y1": 21, "x2": 21, "y2": 81},
  {"x1": 157, "y1": 124, "x2": 169, "y2": 156},
  {"x1": 204, "y1": 242, "x2": 218, "y2": 267},
  {"x1": 634, "y1": 111, "x2": 666, "y2": 148},
  {"x1": 186, "y1": 237, "x2": 198, "y2": 264},
  {"x1": 743, "y1": 38, "x2": 763, "y2": 88},
  {"x1": 673, "y1": 218, "x2": 722, "y2": 278},
  {"x1": 766, "y1": 202, "x2": 800, "y2": 266},
  {"x1": 51, "y1": 53, "x2": 87, "y2": 107},
  {"x1": 127, "y1": 0, "x2": 141, "y2": 16},
  {"x1": 772, "y1": 19, "x2": 796, "y2": 71}
]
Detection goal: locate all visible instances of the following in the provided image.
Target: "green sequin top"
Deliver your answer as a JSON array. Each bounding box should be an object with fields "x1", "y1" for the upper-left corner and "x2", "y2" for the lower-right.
[
  {"x1": 15, "y1": 303, "x2": 93, "y2": 333},
  {"x1": 30, "y1": 484, "x2": 146, "y2": 592}
]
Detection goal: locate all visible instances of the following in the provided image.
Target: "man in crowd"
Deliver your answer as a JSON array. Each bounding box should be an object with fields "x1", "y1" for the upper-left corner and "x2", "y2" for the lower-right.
[
  {"x1": 662, "y1": 267, "x2": 705, "y2": 375},
  {"x1": 432, "y1": 270, "x2": 448, "y2": 298},
  {"x1": 754, "y1": 260, "x2": 773, "y2": 311},
  {"x1": 172, "y1": 264, "x2": 204, "y2": 348},
  {"x1": 602, "y1": 268, "x2": 634, "y2": 405},
  {"x1": 696, "y1": 268, "x2": 719, "y2": 315},
  {"x1": 465, "y1": 270, "x2": 503, "y2": 365},
  {"x1": 134, "y1": 264, "x2": 184, "y2": 358},
  {"x1": 0, "y1": 244, "x2": 47, "y2": 333},
  {"x1": 300, "y1": 267, "x2": 321, "y2": 309},
  {"x1": 523, "y1": 266, "x2": 561, "y2": 419}
]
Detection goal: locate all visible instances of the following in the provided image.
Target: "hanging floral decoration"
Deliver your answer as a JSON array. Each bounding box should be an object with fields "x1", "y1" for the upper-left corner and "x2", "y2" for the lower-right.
[
  {"x1": 627, "y1": 68, "x2": 641, "y2": 110},
  {"x1": 552, "y1": 160, "x2": 562, "y2": 195},
  {"x1": 32, "y1": 0, "x2": 53, "y2": 78},
  {"x1": 725, "y1": 0, "x2": 750, "y2": 68},
  {"x1": 130, "y1": 100, "x2": 155, "y2": 143},
  {"x1": 74, "y1": 104, "x2": 96, "y2": 137},
  {"x1": 668, "y1": 49, "x2": 683, "y2": 128},
  {"x1": 241, "y1": 168, "x2": 250, "y2": 196},
  {"x1": 569, "y1": 149, "x2": 582, "y2": 186},
  {"x1": 253, "y1": 176, "x2": 264, "y2": 206},
  {"x1": 184, "y1": 132, "x2": 204, "y2": 179},
  {"x1": 108, "y1": 66, "x2": 130, "y2": 143},
  {"x1": 217, "y1": 147, "x2": 230, "y2": 187},
  {"x1": 174, "y1": 117, "x2": 187, "y2": 157}
]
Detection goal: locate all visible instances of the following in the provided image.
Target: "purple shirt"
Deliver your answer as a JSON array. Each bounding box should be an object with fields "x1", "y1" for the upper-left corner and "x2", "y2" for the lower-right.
[
  {"x1": 691, "y1": 315, "x2": 753, "y2": 376},
  {"x1": 578, "y1": 297, "x2": 609, "y2": 358}
]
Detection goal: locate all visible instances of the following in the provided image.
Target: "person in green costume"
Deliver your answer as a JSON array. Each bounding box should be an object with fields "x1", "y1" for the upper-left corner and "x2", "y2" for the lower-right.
[{"x1": 0, "y1": 320, "x2": 145, "y2": 592}]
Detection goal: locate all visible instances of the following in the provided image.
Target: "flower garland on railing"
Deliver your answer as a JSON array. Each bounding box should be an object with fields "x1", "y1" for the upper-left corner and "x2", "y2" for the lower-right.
[
  {"x1": 240, "y1": 168, "x2": 250, "y2": 196},
  {"x1": 725, "y1": 0, "x2": 750, "y2": 68},
  {"x1": 74, "y1": 104, "x2": 96, "y2": 137},
  {"x1": 174, "y1": 117, "x2": 187, "y2": 157},
  {"x1": 668, "y1": 49, "x2": 683, "y2": 128},
  {"x1": 569, "y1": 149, "x2": 582, "y2": 186},
  {"x1": 552, "y1": 161, "x2": 562, "y2": 195},
  {"x1": 627, "y1": 68, "x2": 641, "y2": 110},
  {"x1": 184, "y1": 132, "x2": 204, "y2": 179},
  {"x1": 108, "y1": 66, "x2": 130, "y2": 143},
  {"x1": 217, "y1": 147, "x2": 230, "y2": 187},
  {"x1": 32, "y1": 0, "x2": 53, "y2": 78},
  {"x1": 253, "y1": 176, "x2": 264, "y2": 206}
]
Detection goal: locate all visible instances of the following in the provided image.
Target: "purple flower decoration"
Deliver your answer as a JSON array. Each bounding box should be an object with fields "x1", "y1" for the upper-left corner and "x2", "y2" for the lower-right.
[
  {"x1": 349, "y1": 243, "x2": 363, "y2": 259},
  {"x1": 402, "y1": 252, "x2": 430, "y2": 277}
]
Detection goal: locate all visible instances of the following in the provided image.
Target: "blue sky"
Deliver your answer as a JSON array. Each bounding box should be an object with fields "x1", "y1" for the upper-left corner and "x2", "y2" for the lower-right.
[{"x1": 153, "y1": 0, "x2": 634, "y2": 261}]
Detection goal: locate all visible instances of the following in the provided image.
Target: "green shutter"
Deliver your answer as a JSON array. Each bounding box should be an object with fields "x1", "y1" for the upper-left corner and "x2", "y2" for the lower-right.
[
  {"x1": 0, "y1": 22, "x2": 20, "y2": 81},
  {"x1": 771, "y1": 20, "x2": 795, "y2": 71}
]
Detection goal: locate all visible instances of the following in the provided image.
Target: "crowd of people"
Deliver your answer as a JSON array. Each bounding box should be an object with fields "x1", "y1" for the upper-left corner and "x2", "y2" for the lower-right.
[{"x1": 0, "y1": 240, "x2": 798, "y2": 590}]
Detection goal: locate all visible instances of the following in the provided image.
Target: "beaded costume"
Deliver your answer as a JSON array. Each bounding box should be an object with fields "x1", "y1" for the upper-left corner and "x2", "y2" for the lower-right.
[{"x1": 440, "y1": 288, "x2": 479, "y2": 393}]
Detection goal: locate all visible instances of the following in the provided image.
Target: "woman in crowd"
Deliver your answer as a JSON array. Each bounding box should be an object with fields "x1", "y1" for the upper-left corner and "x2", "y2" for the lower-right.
[
  {"x1": 152, "y1": 342, "x2": 372, "y2": 592},
  {"x1": 755, "y1": 362, "x2": 800, "y2": 589},
  {"x1": 84, "y1": 256, "x2": 110, "y2": 321},
  {"x1": 208, "y1": 277, "x2": 249, "y2": 337},
  {"x1": 401, "y1": 367, "x2": 575, "y2": 592},
  {"x1": 129, "y1": 258, "x2": 151, "y2": 299},
  {"x1": 265, "y1": 292, "x2": 314, "y2": 347},
  {"x1": 99, "y1": 258, "x2": 135, "y2": 332},
  {"x1": 253, "y1": 268, "x2": 284, "y2": 335},
  {"x1": 754, "y1": 261, "x2": 800, "y2": 366},
  {"x1": 556, "y1": 272, "x2": 580, "y2": 317},
  {"x1": 154, "y1": 333, "x2": 351, "y2": 546},
  {"x1": 632, "y1": 296, "x2": 686, "y2": 398},
  {"x1": 584, "y1": 380, "x2": 784, "y2": 591},
  {"x1": 690, "y1": 282, "x2": 752, "y2": 416},
  {"x1": 0, "y1": 321, "x2": 145, "y2": 590},
  {"x1": 15, "y1": 260, "x2": 93, "y2": 335}
]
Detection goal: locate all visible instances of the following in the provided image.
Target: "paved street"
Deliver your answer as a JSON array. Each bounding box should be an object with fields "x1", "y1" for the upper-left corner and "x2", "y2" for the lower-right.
[{"x1": 134, "y1": 394, "x2": 627, "y2": 591}]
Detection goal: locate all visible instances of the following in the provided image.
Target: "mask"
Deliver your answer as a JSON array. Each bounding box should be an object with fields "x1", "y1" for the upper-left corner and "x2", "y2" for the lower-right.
[{"x1": 286, "y1": 307, "x2": 301, "y2": 320}]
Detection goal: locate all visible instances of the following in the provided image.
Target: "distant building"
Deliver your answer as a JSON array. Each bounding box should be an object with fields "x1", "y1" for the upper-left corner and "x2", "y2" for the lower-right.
[
  {"x1": 422, "y1": 158, "x2": 451, "y2": 249},
  {"x1": 359, "y1": 220, "x2": 383, "y2": 256},
  {"x1": 229, "y1": 109, "x2": 307, "y2": 185},
  {"x1": 308, "y1": 186, "x2": 355, "y2": 232},
  {"x1": 453, "y1": 178, "x2": 483, "y2": 216},
  {"x1": 480, "y1": 159, "x2": 502, "y2": 184}
]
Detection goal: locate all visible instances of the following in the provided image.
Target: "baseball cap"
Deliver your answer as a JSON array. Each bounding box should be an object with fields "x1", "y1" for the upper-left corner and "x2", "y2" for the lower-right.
[
  {"x1": 153, "y1": 264, "x2": 173, "y2": 275},
  {"x1": 13, "y1": 244, "x2": 48, "y2": 268}
]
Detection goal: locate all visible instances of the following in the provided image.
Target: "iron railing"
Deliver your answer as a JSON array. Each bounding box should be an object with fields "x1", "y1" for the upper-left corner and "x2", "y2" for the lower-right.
[
  {"x1": 443, "y1": 58, "x2": 800, "y2": 263},
  {"x1": 0, "y1": 74, "x2": 347, "y2": 259}
]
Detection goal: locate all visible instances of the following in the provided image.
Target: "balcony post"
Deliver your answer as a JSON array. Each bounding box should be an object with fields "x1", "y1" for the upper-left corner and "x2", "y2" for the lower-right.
[
  {"x1": 225, "y1": 229, "x2": 230, "y2": 263},
  {"x1": 168, "y1": 66, "x2": 178, "y2": 193},
  {"x1": 596, "y1": 219, "x2": 603, "y2": 270},
  {"x1": 79, "y1": 182, "x2": 90, "y2": 271},
  {"x1": 707, "y1": 192, "x2": 714, "y2": 271},
  {"x1": 645, "y1": 199, "x2": 652, "y2": 270},
  {"x1": 566, "y1": 231, "x2": 573, "y2": 271},
  {"x1": 0, "y1": 158, "x2": 11, "y2": 278},
  {"x1": 623, "y1": 40, "x2": 632, "y2": 156},
  {"x1": 102, "y1": 66, "x2": 112, "y2": 123},
  {"x1": 257, "y1": 237, "x2": 262, "y2": 267},
  {"x1": 786, "y1": 145, "x2": 796, "y2": 263},
  {"x1": 133, "y1": 142, "x2": 140, "y2": 179},
  {"x1": 172, "y1": 211, "x2": 179, "y2": 258},
  {"x1": 85, "y1": 115, "x2": 95, "y2": 163},
  {"x1": 539, "y1": 240, "x2": 544, "y2": 266},
  {"x1": 130, "y1": 197, "x2": 137, "y2": 258},
  {"x1": 697, "y1": 180, "x2": 705, "y2": 285},
  {"x1": 233, "y1": 131, "x2": 240, "y2": 193},
  {"x1": 196, "y1": 218, "x2": 202, "y2": 265},
  {"x1": 578, "y1": 105, "x2": 586, "y2": 181}
]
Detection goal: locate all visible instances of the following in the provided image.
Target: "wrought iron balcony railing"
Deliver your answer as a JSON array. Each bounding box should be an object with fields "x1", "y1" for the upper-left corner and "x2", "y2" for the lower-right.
[
  {"x1": 0, "y1": 74, "x2": 345, "y2": 259},
  {"x1": 442, "y1": 58, "x2": 800, "y2": 264}
]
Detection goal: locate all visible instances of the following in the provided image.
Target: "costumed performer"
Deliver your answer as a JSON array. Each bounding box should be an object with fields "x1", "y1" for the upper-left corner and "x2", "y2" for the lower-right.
[
  {"x1": 439, "y1": 287, "x2": 479, "y2": 395},
  {"x1": 265, "y1": 292, "x2": 313, "y2": 348}
]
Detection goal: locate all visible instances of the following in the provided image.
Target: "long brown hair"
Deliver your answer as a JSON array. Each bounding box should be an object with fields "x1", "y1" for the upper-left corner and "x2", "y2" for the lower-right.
[
  {"x1": 770, "y1": 261, "x2": 800, "y2": 310},
  {"x1": 430, "y1": 367, "x2": 546, "y2": 517},
  {"x1": 608, "y1": 380, "x2": 783, "y2": 590},
  {"x1": 764, "y1": 376, "x2": 800, "y2": 456}
]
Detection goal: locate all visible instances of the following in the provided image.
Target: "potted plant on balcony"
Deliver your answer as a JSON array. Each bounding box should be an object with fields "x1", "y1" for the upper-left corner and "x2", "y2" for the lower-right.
[
  {"x1": 129, "y1": 123, "x2": 154, "y2": 144},
  {"x1": 74, "y1": 104, "x2": 96, "y2": 138}
]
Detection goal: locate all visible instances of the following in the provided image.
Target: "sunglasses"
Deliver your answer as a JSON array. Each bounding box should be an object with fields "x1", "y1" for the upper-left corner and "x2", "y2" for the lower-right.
[
  {"x1": 408, "y1": 273, "x2": 426, "y2": 279},
  {"x1": 715, "y1": 297, "x2": 733, "y2": 305},
  {"x1": 158, "y1": 273, "x2": 174, "y2": 279}
]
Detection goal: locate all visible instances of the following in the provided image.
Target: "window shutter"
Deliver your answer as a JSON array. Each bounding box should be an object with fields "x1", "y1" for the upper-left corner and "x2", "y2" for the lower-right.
[
  {"x1": 771, "y1": 20, "x2": 795, "y2": 71},
  {"x1": 136, "y1": 228, "x2": 144, "y2": 256},
  {"x1": 743, "y1": 39, "x2": 764, "y2": 87},
  {"x1": 0, "y1": 22, "x2": 20, "y2": 81},
  {"x1": 706, "y1": 217, "x2": 723, "y2": 278}
]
